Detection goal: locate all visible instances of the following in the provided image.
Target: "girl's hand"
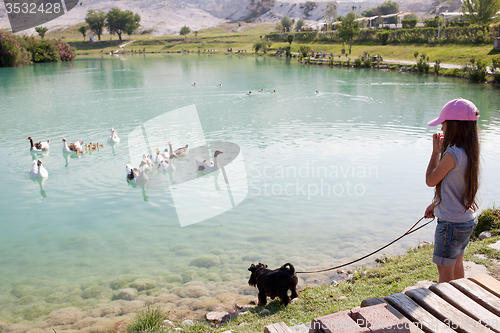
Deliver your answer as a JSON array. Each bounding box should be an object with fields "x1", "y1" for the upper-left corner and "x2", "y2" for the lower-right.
[
  {"x1": 424, "y1": 203, "x2": 435, "y2": 219},
  {"x1": 432, "y1": 133, "x2": 443, "y2": 153}
]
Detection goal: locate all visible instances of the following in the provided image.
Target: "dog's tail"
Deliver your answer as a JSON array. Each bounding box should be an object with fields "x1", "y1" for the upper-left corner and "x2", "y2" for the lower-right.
[{"x1": 280, "y1": 263, "x2": 295, "y2": 274}]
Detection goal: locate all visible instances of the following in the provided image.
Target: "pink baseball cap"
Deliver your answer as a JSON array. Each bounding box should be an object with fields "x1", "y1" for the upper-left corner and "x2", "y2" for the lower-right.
[{"x1": 428, "y1": 98, "x2": 479, "y2": 126}]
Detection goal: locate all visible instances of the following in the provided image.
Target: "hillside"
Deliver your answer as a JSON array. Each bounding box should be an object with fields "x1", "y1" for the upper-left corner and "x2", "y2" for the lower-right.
[{"x1": 0, "y1": 0, "x2": 455, "y2": 36}]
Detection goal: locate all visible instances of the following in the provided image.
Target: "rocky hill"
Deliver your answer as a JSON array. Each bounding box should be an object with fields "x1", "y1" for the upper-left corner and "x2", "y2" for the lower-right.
[{"x1": 0, "y1": 0, "x2": 456, "y2": 36}]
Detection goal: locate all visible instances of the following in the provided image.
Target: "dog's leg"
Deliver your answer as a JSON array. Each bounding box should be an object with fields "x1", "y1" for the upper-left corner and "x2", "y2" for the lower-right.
[
  {"x1": 258, "y1": 291, "x2": 267, "y2": 306},
  {"x1": 280, "y1": 290, "x2": 290, "y2": 306}
]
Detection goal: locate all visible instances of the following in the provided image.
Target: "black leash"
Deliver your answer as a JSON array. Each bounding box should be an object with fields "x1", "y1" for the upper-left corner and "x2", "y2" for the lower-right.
[{"x1": 296, "y1": 216, "x2": 435, "y2": 274}]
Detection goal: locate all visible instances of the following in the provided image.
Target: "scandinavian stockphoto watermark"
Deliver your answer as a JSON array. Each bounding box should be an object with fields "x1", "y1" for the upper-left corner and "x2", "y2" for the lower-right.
[
  {"x1": 127, "y1": 105, "x2": 248, "y2": 227},
  {"x1": 249, "y1": 160, "x2": 378, "y2": 200},
  {"x1": 3, "y1": 0, "x2": 79, "y2": 32}
]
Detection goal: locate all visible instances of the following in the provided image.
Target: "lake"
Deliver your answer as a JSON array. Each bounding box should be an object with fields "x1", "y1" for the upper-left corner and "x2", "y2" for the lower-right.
[{"x1": 0, "y1": 54, "x2": 499, "y2": 326}]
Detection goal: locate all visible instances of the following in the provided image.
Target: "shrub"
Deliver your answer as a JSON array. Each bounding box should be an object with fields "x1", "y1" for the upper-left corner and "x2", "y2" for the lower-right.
[
  {"x1": 354, "y1": 58, "x2": 362, "y2": 67},
  {"x1": 463, "y1": 58, "x2": 487, "y2": 82},
  {"x1": 491, "y1": 58, "x2": 500, "y2": 84},
  {"x1": 0, "y1": 30, "x2": 30, "y2": 67},
  {"x1": 298, "y1": 45, "x2": 310, "y2": 58},
  {"x1": 377, "y1": 31, "x2": 391, "y2": 45},
  {"x1": 424, "y1": 18, "x2": 440, "y2": 28},
  {"x1": 402, "y1": 19, "x2": 417, "y2": 29},
  {"x1": 24, "y1": 37, "x2": 61, "y2": 63},
  {"x1": 284, "y1": 45, "x2": 291, "y2": 57},
  {"x1": 433, "y1": 59, "x2": 441, "y2": 74},
  {"x1": 53, "y1": 40, "x2": 76, "y2": 61},
  {"x1": 473, "y1": 208, "x2": 500, "y2": 238},
  {"x1": 414, "y1": 52, "x2": 430, "y2": 73},
  {"x1": 127, "y1": 306, "x2": 169, "y2": 333},
  {"x1": 362, "y1": 52, "x2": 372, "y2": 67}
]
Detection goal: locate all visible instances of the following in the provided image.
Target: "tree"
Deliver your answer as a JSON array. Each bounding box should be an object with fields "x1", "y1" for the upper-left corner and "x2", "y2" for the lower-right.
[
  {"x1": 106, "y1": 8, "x2": 141, "y2": 41},
  {"x1": 295, "y1": 18, "x2": 305, "y2": 31},
  {"x1": 286, "y1": 34, "x2": 294, "y2": 45},
  {"x1": 404, "y1": 12, "x2": 419, "y2": 20},
  {"x1": 337, "y1": 11, "x2": 360, "y2": 55},
  {"x1": 253, "y1": 39, "x2": 272, "y2": 53},
  {"x1": 324, "y1": 2, "x2": 338, "y2": 31},
  {"x1": 379, "y1": 1, "x2": 400, "y2": 14},
  {"x1": 180, "y1": 25, "x2": 191, "y2": 38},
  {"x1": 85, "y1": 10, "x2": 106, "y2": 41},
  {"x1": 281, "y1": 15, "x2": 293, "y2": 32},
  {"x1": 462, "y1": 0, "x2": 500, "y2": 25},
  {"x1": 78, "y1": 25, "x2": 88, "y2": 40},
  {"x1": 194, "y1": 30, "x2": 199, "y2": 37},
  {"x1": 35, "y1": 26, "x2": 48, "y2": 39}
]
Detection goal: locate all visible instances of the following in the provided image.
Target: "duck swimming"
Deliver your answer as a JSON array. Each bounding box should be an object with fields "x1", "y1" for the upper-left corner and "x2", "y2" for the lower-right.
[
  {"x1": 30, "y1": 159, "x2": 48, "y2": 178},
  {"x1": 27, "y1": 137, "x2": 49, "y2": 152},
  {"x1": 107, "y1": 128, "x2": 120, "y2": 143},
  {"x1": 195, "y1": 150, "x2": 223, "y2": 172}
]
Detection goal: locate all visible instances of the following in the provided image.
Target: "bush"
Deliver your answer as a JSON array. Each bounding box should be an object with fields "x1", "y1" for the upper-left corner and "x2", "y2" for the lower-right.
[
  {"x1": 414, "y1": 52, "x2": 430, "y2": 73},
  {"x1": 53, "y1": 40, "x2": 76, "y2": 61},
  {"x1": 377, "y1": 31, "x2": 390, "y2": 45},
  {"x1": 424, "y1": 18, "x2": 440, "y2": 28},
  {"x1": 0, "y1": 30, "x2": 30, "y2": 67},
  {"x1": 354, "y1": 58, "x2": 362, "y2": 67},
  {"x1": 473, "y1": 209, "x2": 500, "y2": 238},
  {"x1": 24, "y1": 37, "x2": 61, "y2": 63},
  {"x1": 127, "y1": 306, "x2": 169, "y2": 333},
  {"x1": 402, "y1": 19, "x2": 417, "y2": 29},
  {"x1": 433, "y1": 59, "x2": 441, "y2": 74},
  {"x1": 298, "y1": 45, "x2": 310, "y2": 58},
  {"x1": 463, "y1": 58, "x2": 488, "y2": 82},
  {"x1": 491, "y1": 58, "x2": 500, "y2": 84}
]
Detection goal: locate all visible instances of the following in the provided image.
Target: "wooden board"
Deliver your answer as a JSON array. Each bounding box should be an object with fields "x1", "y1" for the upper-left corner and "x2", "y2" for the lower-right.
[
  {"x1": 361, "y1": 297, "x2": 425, "y2": 333},
  {"x1": 384, "y1": 293, "x2": 456, "y2": 333},
  {"x1": 405, "y1": 287, "x2": 493, "y2": 333},
  {"x1": 451, "y1": 278, "x2": 500, "y2": 317},
  {"x1": 429, "y1": 283, "x2": 500, "y2": 333},
  {"x1": 264, "y1": 322, "x2": 293, "y2": 333},
  {"x1": 470, "y1": 275, "x2": 500, "y2": 300}
]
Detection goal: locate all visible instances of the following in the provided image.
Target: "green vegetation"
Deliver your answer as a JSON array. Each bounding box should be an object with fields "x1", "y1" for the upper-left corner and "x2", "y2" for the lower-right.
[
  {"x1": 78, "y1": 25, "x2": 88, "y2": 40},
  {"x1": 35, "y1": 26, "x2": 48, "y2": 40},
  {"x1": 106, "y1": 7, "x2": 141, "y2": 41},
  {"x1": 462, "y1": 0, "x2": 500, "y2": 25},
  {"x1": 85, "y1": 9, "x2": 106, "y2": 41},
  {"x1": 0, "y1": 32, "x2": 75, "y2": 67},
  {"x1": 281, "y1": 15, "x2": 293, "y2": 33},
  {"x1": 180, "y1": 26, "x2": 191, "y2": 39},
  {"x1": 337, "y1": 11, "x2": 360, "y2": 54},
  {"x1": 124, "y1": 209, "x2": 500, "y2": 333}
]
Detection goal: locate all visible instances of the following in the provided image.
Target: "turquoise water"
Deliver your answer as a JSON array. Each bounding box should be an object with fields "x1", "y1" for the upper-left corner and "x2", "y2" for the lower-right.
[{"x1": 1, "y1": 55, "x2": 499, "y2": 324}]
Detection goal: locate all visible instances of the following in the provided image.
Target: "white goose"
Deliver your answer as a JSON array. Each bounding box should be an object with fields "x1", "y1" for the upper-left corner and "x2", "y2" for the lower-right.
[
  {"x1": 27, "y1": 137, "x2": 50, "y2": 152},
  {"x1": 126, "y1": 163, "x2": 148, "y2": 182},
  {"x1": 107, "y1": 128, "x2": 120, "y2": 143},
  {"x1": 174, "y1": 144, "x2": 189, "y2": 157},
  {"x1": 30, "y1": 160, "x2": 48, "y2": 178},
  {"x1": 157, "y1": 154, "x2": 175, "y2": 171},
  {"x1": 162, "y1": 142, "x2": 176, "y2": 158},
  {"x1": 61, "y1": 137, "x2": 84, "y2": 153},
  {"x1": 195, "y1": 150, "x2": 223, "y2": 172}
]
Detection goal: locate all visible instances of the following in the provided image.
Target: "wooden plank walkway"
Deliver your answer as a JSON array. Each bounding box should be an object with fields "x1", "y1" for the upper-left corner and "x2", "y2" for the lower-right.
[{"x1": 266, "y1": 275, "x2": 500, "y2": 333}]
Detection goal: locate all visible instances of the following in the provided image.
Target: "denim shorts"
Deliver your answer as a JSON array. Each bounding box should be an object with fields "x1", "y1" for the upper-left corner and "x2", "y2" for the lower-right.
[{"x1": 433, "y1": 218, "x2": 477, "y2": 266}]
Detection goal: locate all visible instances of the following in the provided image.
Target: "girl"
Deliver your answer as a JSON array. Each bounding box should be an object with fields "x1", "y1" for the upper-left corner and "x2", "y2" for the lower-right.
[{"x1": 424, "y1": 98, "x2": 480, "y2": 283}]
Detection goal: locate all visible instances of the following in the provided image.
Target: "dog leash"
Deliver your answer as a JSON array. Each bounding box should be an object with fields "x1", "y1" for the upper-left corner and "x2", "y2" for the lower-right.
[{"x1": 295, "y1": 216, "x2": 435, "y2": 274}]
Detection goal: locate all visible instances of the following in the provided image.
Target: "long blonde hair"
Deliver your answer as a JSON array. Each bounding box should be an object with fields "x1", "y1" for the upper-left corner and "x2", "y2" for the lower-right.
[{"x1": 433, "y1": 120, "x2": 480, "y2": 211}]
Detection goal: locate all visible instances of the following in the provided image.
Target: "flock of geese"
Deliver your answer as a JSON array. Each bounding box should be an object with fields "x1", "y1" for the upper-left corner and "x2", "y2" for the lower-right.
[
  {"x1": 28, "y1": 128, "x2": 120, "y2": 179},
  {"x1": 28, "y1": 127, "x2": 225, "y2": 187},
  {"x1": 126, "y1": 141, "x2": 224, "y2": 183}
]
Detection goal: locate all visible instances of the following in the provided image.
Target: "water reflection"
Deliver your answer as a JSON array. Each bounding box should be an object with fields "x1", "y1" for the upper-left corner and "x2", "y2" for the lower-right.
[{"x1": 31, "y1": 177, "x2": 47, "y2": 198}]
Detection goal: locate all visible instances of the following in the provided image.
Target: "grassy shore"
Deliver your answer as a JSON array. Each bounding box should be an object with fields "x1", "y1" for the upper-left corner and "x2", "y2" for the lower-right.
[
  {"x1": 39, "y1": 22, "x2": 499, "y2": 67},
  {"x1": 123, "y1": 208, "x2": 500, "y2": 333}
]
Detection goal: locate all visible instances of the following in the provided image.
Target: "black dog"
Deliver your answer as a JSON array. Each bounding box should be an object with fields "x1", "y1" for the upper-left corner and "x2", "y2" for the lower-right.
[{"x1": 248, "y1": 262, "x2": 298, "y2": 306}]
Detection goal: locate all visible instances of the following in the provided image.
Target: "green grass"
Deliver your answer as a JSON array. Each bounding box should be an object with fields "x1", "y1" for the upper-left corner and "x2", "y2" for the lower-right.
[
  {"x1": 125, "y1": 209, "x2": 500, "y2": 333},
  {"x1": 31, "y1": 22, "x2": 495, "y2": 67}
]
